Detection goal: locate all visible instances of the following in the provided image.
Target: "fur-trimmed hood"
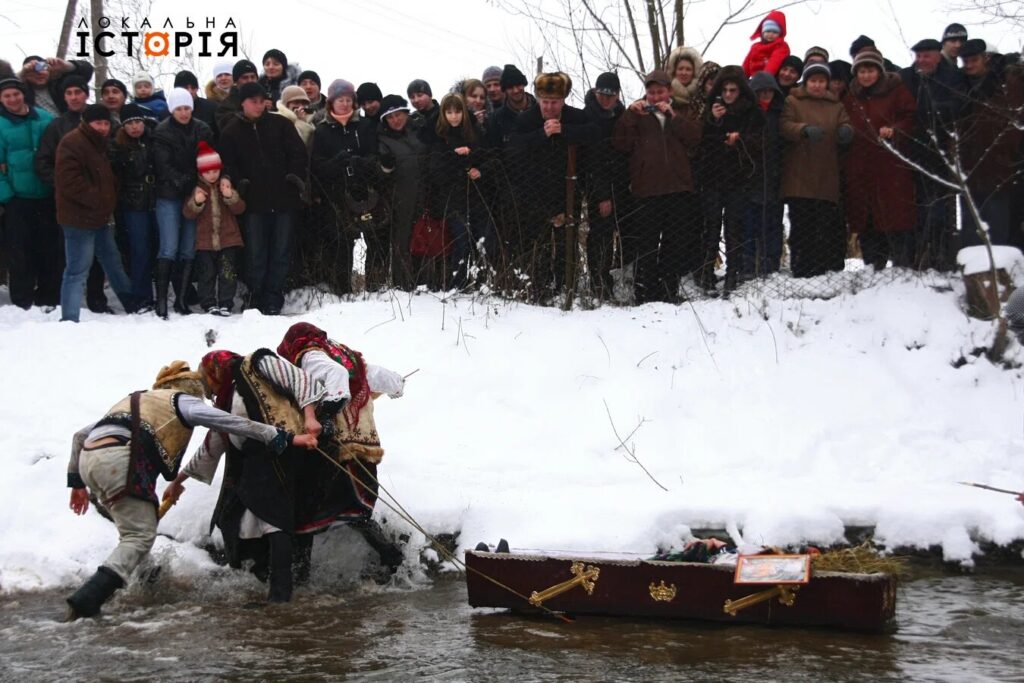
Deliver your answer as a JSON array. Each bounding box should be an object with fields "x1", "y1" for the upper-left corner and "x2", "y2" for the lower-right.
[
  {"x1": 706, "y1": 64, "x2": 757, "y2": 114},
  {"x1": 205, "y1": 79, "x2": 230, "y2": 103},
  {"x1": 665, "y1": 46, "x2": 704, "y2": 104}
]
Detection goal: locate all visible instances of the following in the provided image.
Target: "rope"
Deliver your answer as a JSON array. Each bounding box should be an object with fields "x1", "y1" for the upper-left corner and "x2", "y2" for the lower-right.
[{"x1": 312, "y1": 446, "x2": 572, "y2": 623}]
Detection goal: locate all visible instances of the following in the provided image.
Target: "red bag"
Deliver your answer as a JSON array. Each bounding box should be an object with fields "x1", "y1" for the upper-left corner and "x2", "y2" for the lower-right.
[{"x1": 410, "y1": 211, "x2": 449, "y2": 257}]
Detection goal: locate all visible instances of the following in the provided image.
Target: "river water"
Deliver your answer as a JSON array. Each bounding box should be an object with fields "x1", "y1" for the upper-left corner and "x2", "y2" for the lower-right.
[{"x1": 1, "y1": 563, "x2": 1022, "y2": 682}]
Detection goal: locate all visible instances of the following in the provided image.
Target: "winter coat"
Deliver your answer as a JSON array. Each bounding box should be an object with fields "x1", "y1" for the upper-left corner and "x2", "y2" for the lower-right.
[
  {"x1": 274, "y1": 100, "x2": 316, "y2": 149},
  {"x1": 34, "y1": 109, "x2": 82, "y2": 186},
  {"x1": 109, "y1": 126, "x2": 158, "y2": 211},
  {"x1": 779, "y1": 86, "x2": 852, "y2": 203},
  {"x1": 215, "y1": 88, "x2": 242, "y2": 134},
  {"x1": 698, "y1": 66, "x2": 765, "y2": 192},
  {"x1": 19, "y1": 59, "x2": 94, "y2": 115},
  {"x1": 259, "y1": 64, "x2": 301, "y2": 105},
  {"x1": 583, "y1": 89, "x2": 628, "y2": 203},
  {"x1": 152, "y1": 115, "x2": 214, "y2": 200},
  {"x1": 54, "y1": 123, "x2": 117, "y2": 228},
  {"x1": 665, "y1": 46, "x2": 705, "y2": 108},
  {"x1": 899, "y1": 59, "x2": 968, "y2": 171},
  {"x1": 217, "y1": 111, "x2": 308, "y2": 213},
  {"x1": 307, "y1": 95, "x2": 328, "y2": 127},
  {"x1": 750, "y1": 89, "x2": 785, "y2": 205},
  {"x1": 192, "y1": 96, "x2": 219, "y2": 142},
  {"x1": 427, "y1": 120, "x2": 496, "y2": 218},
  {"x1": 612, "y1": 100, "x2": 702, "y2": 198},
  {"x1": 958, "y1": 61, "x2": 1024, "y2": 197},
  {"x1": 409, "y1": 101, "x2": 440, "y2": 135},
  {"x1": 205, "y1": 80, "x2": 231, "y2": 103},
  {"x1": 182, "y1": 177, "x2": 246, "y2": 251},
  {"x1": 507, "y1": 102, "x2": 599, "y2": 216},
  {"x1": 378, "y1": 121, "x2": 428, "y2": 222},
  {"x1": 135, "y1": 91, "x2": 170, "y2": 120},
  {"x1": 842, "y1": 73, "x2": 918, "y2": 232},
  {"x1": 0, "y1": 105, "x2": 55, "y2": 201},
  {"x1": 485, "y1": 93, "x2": 538, "y2": 148},
  {"x1": 742, "y1": 11, "x2": 791, "y2": 77},
  {"x1": 310, "y1": 111, "x2": 379, "y2": 204}
]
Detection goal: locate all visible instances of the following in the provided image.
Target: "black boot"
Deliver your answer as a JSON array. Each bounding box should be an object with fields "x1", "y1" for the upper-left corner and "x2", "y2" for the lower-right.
[
  {"x1": 173, "y1": 260, "x2": 193, "y2": 315},
  {"x1": 292, "y1": 534, "x2": 314, "y2": 587},
  {"x1": 267, "y1": 532, "x2": 294, "y2": 603},
  {"x1": 65, "y1": 566, "x2": 124, "y2": 620},
  {"x1": 155, "y1": 259, "x2": 173, "y2": 319}
]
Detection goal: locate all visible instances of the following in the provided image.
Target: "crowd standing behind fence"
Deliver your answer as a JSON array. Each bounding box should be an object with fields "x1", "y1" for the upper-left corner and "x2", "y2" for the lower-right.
[{"x1": 0, "y1": 14, "x2": 1022, "y2": 318}]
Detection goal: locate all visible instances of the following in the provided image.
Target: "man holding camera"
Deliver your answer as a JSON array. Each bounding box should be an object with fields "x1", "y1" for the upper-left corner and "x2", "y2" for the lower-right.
[
  {"x1": 18, "y1": 56, "x2": 94, "y2": 116},
  {"x1": 612, "y1": 70, "x2": 702, "y2": 304}
]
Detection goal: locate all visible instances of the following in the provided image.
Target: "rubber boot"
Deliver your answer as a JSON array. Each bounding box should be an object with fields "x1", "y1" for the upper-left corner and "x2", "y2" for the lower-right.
[
  {"x1": 155, "y1": 259, "x2": 173, "y2": 319},
  {"x1": 292, "y1": 534, "x2": 314, "y2": 587},
  {"x1": 65, "y1": 566, "x2": 124, "y2": 620},
  {"x1": 267, "y1": 532, "x2": 294, "y2": 603},
  {"x1": 173, "y1": 260, "x2": 193, "y2": 315}
]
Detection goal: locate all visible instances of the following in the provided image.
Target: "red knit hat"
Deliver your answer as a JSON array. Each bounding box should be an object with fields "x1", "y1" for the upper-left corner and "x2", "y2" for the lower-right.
[{"x1": 196, "y1": 141, "x2": 222, "y2": 173}]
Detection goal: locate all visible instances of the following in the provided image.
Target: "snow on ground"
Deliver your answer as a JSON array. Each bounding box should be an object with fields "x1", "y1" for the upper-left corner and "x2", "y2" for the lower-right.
[{"x1": 2, "y1": 275, "x2": 1024, "y2": 592}]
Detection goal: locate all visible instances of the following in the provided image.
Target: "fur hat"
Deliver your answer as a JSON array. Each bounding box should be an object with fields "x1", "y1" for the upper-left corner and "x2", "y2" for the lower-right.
[
  {"x1": 281, "y1": 85, "x2": 309, "y2": 107},
  {"x1": 356, "y1": 81, "x2": 383, "y2": 104},
  {"x1": 212, "y1": 58, "x2": 234, "y2": 78},
  {"x1": 297, "y1": 70, "x2": 321, "y2": 88},
  {"x1": 482, "y1": 65, "x2": 502, "y2": 84},
  {"x1": 238, "y1": 81, "x2": 266, "y2": 102},
  {"x1": 327, "y1": 79, "x2": 356, "y2": 103},
  {"x1": 406, "y1": 78, "x2": 432, "y2": 97},
  {"x1": 196, "y1": 140, "x2": 222, "y2": 173},
  {"x1": 153, "y1": 360, "x2": 207, "y2": 398},
  {"x1": 173, "y1": 70, "x2": 199, "y2": 90},
  {"x1": 232, "y1": 59, "x2": 258, "y2": 82},
  {"x1": 500, "y1": 64, "x2": 528, "y2": 90},
  {"x1": 852, "y1": 48, "x2": 886, "y2": 73},
  {"x1": 132, "y1": 71, "x2": 154, "y2": 87},
  {"x1": 534, "y1": 71, "x2": 572, "y2": 99},
  {"x1": 166, "y1": 87, "x2": 194, "y2": 112},
  {"x1": 262, "y1": 48, "x2": 288, "y2": 70},
  {"x1": 101, "y1": 78, "x2": 128, "y2": 95},
  {"x1": 380, "y1": 94, "x2": 410, "y2": 118},
  {"x1": 82, "y1": 103, "x2": 109, "y2": 123}
]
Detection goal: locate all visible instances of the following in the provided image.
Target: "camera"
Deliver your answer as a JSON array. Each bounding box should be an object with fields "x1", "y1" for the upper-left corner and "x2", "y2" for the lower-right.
[
  {"x1": 33, "y1": 61, "x2": 49, "y2": 73},
  {"x1": 714, "y1": 96, "x2": 724, "y2": 105},
  {"x1": 643, "y1": 103, "x2": 658, "y2": 113}
]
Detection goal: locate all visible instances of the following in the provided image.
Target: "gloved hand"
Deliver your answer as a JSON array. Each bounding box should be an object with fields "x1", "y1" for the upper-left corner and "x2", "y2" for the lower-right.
[
  {"x1": 380, "y1": 151, "x2": 397, "y2": 170},
  {"x1": 236, "y1": 178, "x2": 251, "y2": 198},
  {"x1": 837, "y1": 124, "x2": 854, "y2": 145},
  {"x1": 801, "y1": 125, "x2": 825, "y2": 142}
]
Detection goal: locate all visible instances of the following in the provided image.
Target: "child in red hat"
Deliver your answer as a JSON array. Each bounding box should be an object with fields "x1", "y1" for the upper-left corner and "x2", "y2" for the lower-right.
[{"x1": 742, "y1": 10, "x2": 791, "y2": 77}]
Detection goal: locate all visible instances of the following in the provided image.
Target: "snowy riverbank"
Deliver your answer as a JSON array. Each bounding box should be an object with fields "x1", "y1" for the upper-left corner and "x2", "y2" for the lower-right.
[{"x1": 2, "y1": 277, "x2": 1024, "y2": 592}]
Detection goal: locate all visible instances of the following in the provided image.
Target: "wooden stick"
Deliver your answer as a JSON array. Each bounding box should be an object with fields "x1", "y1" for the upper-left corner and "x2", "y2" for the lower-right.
[
  {"x1": 403, "y1": 369, "x2": 420, "y2": 379},
  {"x1": 958, "y1": 482, "x2": 1020, "y2": 496}
]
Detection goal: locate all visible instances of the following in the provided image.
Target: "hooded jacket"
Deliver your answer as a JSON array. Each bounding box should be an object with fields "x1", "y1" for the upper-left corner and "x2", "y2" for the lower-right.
[
  {"x1": 665, "y1": 46, "x2": 705, "y2": 109},
  {"x1": 742, "y1": 11, "x2": 791, "y2": 77},
  {"x1": 698, "y1": 65, "x2": 765, "y2": 191}
]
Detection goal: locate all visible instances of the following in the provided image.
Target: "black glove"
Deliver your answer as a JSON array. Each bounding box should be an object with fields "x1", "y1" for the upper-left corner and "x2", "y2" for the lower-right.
[
  {"x1": 285, "y1": 173, "x2": 306, "y2": 195},
  {"x1": 236, "y1": 178, "x2": 251, "y2": 198},
  {"x1": 270, "y1": 427, "x2": 294, "y2": 455},
  {"x1": 802, "y1": 125, "x2": 825, "y2": 142},
  {"x1": 837, "y1": 124, "x2": 854, "y2": 145},
  {"x1": 380, "y1": 151, "x2": 397, "y2": 170}
]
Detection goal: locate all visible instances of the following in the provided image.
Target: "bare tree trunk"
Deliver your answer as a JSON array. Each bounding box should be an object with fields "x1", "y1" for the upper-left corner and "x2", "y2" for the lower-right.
[
  {"x1": 644, "y1": 0, "x2": 663, "y2": 71},
  {"x1": 56, "y1": 0, "x2": 78, "y2": 60},
  {"x1": 89, "y1": 0, "x2": 107, "y2": 89},
  {"x1": 674, "y1": 0, "x2": 684, "y2": 46},
  {"x1": 622, "y1": 0, "x2": 647, "y2": 76}
]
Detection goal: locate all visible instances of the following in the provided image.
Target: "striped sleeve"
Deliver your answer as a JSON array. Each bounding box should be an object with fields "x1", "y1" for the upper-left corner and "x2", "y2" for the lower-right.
[{"x1": 256, "y1": 354, "x2": 326, "y2": 408}]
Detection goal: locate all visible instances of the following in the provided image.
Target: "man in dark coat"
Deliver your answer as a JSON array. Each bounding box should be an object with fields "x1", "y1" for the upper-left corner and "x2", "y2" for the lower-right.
[
  {"x1": 218, "y1": 82, "x2": 308, "y2": 315},
  {"x1": 17, "y1": 55, "x2": 94, "y2": 116},
  {"x1": 486, "y1": 64, "x2": 537, "y2": 149},
  {"x1": 900, "y1": 38, "x2": 969, "y2": 270},
  {"x1": 174, "y1": 70, "x2": 219, "y2": 141},
  {"x1": 508, "y1": 72, "x2": 598, "y2": 301},
  {"x1": 55, "y1": 105, "x2": 138, "y2": 322},
  {"x1": 746, "y1": 70, "x2": 786, "y2": 276},
  {"x1": 406, "y1": 79, "x2": 439, "y2": 135},
  {"x1": 215, "y1": 59, "x2": 259, "y2": 134}
]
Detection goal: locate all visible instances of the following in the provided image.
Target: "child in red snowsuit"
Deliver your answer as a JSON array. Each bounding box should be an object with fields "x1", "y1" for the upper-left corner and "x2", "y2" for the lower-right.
[{"x1": 742, "y1": 10, "x2": 791, "y2": 77}]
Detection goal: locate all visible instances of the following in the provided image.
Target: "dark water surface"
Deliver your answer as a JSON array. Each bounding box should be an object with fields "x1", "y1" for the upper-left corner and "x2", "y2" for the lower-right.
[{"x1": 1, "y1": 567, "x2": 1022, "y2": 682}]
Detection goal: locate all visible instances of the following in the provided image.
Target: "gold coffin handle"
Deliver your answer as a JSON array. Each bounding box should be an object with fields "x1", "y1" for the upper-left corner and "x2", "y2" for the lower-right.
[
  {"x1": 723, "y1": 584, "x2": 799, "y2": 616},
  {"x1": 529, "y1": 561, "x2": 600, "y2": 607}
]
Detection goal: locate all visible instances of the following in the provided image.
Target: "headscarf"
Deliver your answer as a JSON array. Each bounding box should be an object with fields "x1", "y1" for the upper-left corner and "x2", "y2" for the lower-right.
[
  {"x1": 277, "y1": 323, "x2": 371, "y2": 429},
  {"x1": 200, "y1": 350, "x2": 242, "y2": 412}
]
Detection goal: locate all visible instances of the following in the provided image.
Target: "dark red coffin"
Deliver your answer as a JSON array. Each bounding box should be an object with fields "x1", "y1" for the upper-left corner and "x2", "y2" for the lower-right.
[{"x1": 465, "y1": 551, "x2": 897, "y2": 631}]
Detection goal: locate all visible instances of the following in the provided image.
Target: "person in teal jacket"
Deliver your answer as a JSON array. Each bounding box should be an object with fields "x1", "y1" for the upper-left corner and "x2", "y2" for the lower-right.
[{"x1": 0, "y1": 76, "x2": 61, "y2": 310}]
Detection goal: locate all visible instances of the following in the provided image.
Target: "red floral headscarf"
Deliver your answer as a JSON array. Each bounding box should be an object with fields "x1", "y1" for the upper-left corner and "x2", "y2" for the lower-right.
[{"x1": 200, "y1": 350, "x2": 242, "y2": 412}]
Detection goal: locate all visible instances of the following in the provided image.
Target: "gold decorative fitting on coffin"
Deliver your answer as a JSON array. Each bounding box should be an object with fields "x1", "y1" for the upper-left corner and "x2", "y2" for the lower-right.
[
  {"x1": 723, "y1": 584, "x2": 799, "y2": 616},
  {"x1": 649, "y1": 580, "x2": 677, "y2": 602},
  {"x1": 529, "y1": 561, "x2": 600, "y2": 607}
]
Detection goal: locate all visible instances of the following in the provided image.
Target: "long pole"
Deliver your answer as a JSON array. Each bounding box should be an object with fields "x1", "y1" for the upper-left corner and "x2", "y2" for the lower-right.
[
  {"x1": 562, "y1": 145, "x2": 578, "y2": 312},
  {"x1": 958, "y1": 482, "x2": 1020, "y2": 496}
]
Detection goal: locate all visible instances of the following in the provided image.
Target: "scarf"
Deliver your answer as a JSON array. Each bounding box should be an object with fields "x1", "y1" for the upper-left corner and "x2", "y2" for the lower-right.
[
  {"x1": 277, "y1": 322, "x2": 371, "y2": 430},
  {"x1": 199, "y1": 350, "x2": 243, "y2": 450}
]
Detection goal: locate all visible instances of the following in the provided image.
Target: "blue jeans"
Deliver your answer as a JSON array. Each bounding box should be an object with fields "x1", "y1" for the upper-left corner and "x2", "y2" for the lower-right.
[
  {"x1": 60, "y1": 225, "x2": 135, "y2": 322},
  {"x1": 155, "y1": 198, "x2": 197, "y2": 261},
  {"x1": 245, "y1": 210, "x2": 294, "y2": 312},
  {"x1": 123, "y1": 209, "x2": 156, "y2": 303}
]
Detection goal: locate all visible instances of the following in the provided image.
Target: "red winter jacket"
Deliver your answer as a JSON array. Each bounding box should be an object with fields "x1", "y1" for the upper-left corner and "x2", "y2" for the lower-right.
[{"x1": 742, "y1": 10, "x2": 791, "y2": 77}]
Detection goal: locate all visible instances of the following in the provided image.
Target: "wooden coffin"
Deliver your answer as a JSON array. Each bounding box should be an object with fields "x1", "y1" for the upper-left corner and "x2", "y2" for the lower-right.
[{"x1": 465, "y1": 550, "x2": 897, "y2": 632}]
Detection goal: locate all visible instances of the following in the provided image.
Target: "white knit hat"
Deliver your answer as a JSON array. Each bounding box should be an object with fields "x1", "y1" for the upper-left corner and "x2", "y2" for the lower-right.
[
  {"x1": 167, "y1": 87, "x2": 194, "y2": 112},
  {"x1": 212, "y1": 58, "x2": 234, "y2": 78},
  {"x1": 132, "y1": 70, "x2": 154, "y2": 86}
]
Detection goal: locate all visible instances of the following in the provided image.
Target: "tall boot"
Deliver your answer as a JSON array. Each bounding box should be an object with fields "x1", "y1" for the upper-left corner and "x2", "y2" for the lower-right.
[
  {"x1": 173, "y1": 260, "x2": 193, "y2": 315},
  {"x1": 155, "y1": 259, "x2": 173, "y2": 320},
  {"x1": 292, "y1": 533, "x2": 314, "y2": 586},
  {"x1": 65, "y1": 565, "x2": 124, "y2": 620},
  {"x1": 267, "y1": 532, "x2": 294, "y2": 603}
]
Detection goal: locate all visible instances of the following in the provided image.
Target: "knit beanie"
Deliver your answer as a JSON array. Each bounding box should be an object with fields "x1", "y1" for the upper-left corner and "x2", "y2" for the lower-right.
[
  {"x1": 406, "y1": 78, "x2": 432, "y2": 97},
  {"x1": 196, "y1": 141, "x2": 222, "y2": 173},
  {"x1": 802, "y1": 63, "x2": 831, "y2": 81},
  {"x1": 82, "y1": 103, "x2": 110, "y2": 123},
  {"x1": 849, "y1": 35, "x2": 876, "y2": 58},
  {"x1": 132, "y1": 71, "x2": 154, "y2": 87},
  {"x1": 232, "y1": 59, "x2": 258, "y2": 82},
  {"x1": 852, "y1": 48, "x2": 885, "y2": 73},
  {"x1": 482, "y1": 65, "x2": 503, "y2": 83},
  {"x1": 327, "y1": 79, "x2": 356, "y2": 103},
  {"x1": 166, "y1": 87, "x2": 194, "y2": 112},
  {"x1": 212, "y1": 58, "x2": 234, "y2": 78},
  {"x1": 238, "y1": 81, "x2": 267, "y2": 101},
  {"x1": 0, "y1": 77, "x2": 24, "y2": 95},
  {"x1": 380, "y1": 94, "x2": 410, "y2": 118},
  {"x1": 356, "y1": 81, "x2": 383, "y2": 104},
  {"x1": 500, "y1": 64, "x2": 528, "y2": 90},
  {"x1": 828, "y1": 60, "x2": 853, "y2": 84},
  {"x1": 280, "y1": 85, "x2": 309, "y2": 107},
  {"x1": 262, "y1": 49, "x2": 288, "y2": 71},
  {"x1": 804, "y1": 46, "x2": 829, "y2": 63},
  {"x1": 780, "y1": 55, "x2": 804, "y2": 74},
  {"x1": 297, "y1": 70, "x2": 321, "y2": 88},
  {"x1": 101, "y1": 78, "x2": 128, "y2": 95},
  {"x1": 762, "y1": 19, "x2": 781, "y2": 35},
  {"x1": 61, "y1": 75, "x2": 88, "y2": 95},
  {"x1": 942, "y1": 23, "x2": 968, "y2": 42},
  {"x1": 173, "y1": 70, "x2": 199, "y2": 90},
  {"x1": 119, "y1": 102, "x2": 154, "y2": 124}
]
